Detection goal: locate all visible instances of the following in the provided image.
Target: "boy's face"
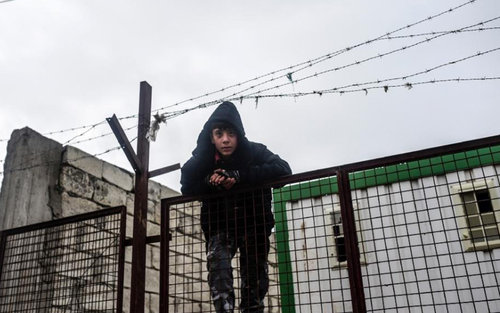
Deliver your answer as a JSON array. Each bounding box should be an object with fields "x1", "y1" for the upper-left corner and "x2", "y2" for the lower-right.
[{"x1": 211, "y1": 127, "x2": 238, "y2": 158}]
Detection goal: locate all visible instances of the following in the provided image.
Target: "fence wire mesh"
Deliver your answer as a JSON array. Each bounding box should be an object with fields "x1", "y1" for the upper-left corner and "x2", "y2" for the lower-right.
[
  {"x1": 165, "y1": 189, "x2": 282, "y2": 313},
  {"x1": 162, "y1": 138, "x2": 500, "y2": 313},
  {"x1": 0, "y1": 207, "x2": 125, "y2": 313},
  {"x1": 351, "y1": 152, "x2": 500, "y2": 313}
]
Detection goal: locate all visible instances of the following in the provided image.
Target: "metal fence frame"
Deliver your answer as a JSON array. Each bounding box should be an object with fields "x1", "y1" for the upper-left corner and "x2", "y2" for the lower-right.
[
  {"x1": 0, "y1": 206, "x2": 127, "y2": 313},
  {"x1": 159, "y1": 134, "x2": 500, "y2": 313}
]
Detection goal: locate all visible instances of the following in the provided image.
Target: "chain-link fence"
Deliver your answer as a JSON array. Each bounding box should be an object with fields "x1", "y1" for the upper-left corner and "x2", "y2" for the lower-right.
[
  {"x1": 160, "y1": 136, "x2": 500, "y2": 313},
  {"x1": 0, "y1": 206, "x2": 126, "y2": 313}
]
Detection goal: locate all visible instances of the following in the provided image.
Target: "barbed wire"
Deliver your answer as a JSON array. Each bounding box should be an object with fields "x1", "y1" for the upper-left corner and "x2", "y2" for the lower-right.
[
  {"x1": 316, "y1": 47, "x2": 500, "y2": 93},
  {"x1": 0, "y1": 73, "x2": 497, "y2": 176},
  {"x1": 148, "y1": 20, "x2": 499, "y2": 121},
  {"x1": 0, "y1": 0, "x2": 481, "y2": 145},
  {"x1": 382, "y1": 26, "x2": 500, "y2": 40},
  {"x1": 138, "y1": 71, "x2": 500, "y2": 127},
  {"x1": 240, "y1": 17, "x2": 500, "y2": 99},
  {"x1": 150, "y1": 0, "x2": 482, "y2": 117},
  {"x1": 63, "y1": 122, "x2": 102, "y2": 145},
  {"x1": 247, "y1": 76, "x2": 500, "y2": 99},
  {"x1": 1, "y1": 33, "x2": 497, "y2": 165},
  {"x1": 152, "y1": 0, "x2": 478, "y2": 114},
  {"x1": 0, "y1": 0, "x2": 491, "y2": 168},
  {"x1": 69, "y1": 125, "x2": 138, "y2": 146}
]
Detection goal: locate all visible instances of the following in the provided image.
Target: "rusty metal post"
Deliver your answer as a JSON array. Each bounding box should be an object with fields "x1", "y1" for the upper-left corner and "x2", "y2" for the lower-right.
[
  {"x1": 159, "y1": 199, "x2": 170, "y2": 313},
  {"x1": 116, "y1": 206, "x2": 128, "y2": 313},
  {"x1": 129, "y1": 81, "x2": 152, "y2": 313},
  {"x1": 336, "y1": 168, "x2": 367, "y2": 313}
]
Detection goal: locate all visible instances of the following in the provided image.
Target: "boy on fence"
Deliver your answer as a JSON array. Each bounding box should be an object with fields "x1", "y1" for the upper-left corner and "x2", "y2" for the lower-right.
[{"x1": 180, "y1": 101, "x2": 291, "y2": 313}]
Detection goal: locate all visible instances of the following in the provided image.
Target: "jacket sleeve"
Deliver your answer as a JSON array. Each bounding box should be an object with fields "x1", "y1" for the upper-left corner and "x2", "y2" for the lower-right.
[
  {"x1": 240, "y1": 144, "x2": 292, "y2": 184},
  {"x1": 180, "y1": 156, "x2": 211, "y2": 196}
]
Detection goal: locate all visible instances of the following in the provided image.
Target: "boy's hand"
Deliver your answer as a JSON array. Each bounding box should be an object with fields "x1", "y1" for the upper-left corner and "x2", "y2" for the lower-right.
[{"x1": 209, "y1": 169, "x2": 238, "y2": 190}]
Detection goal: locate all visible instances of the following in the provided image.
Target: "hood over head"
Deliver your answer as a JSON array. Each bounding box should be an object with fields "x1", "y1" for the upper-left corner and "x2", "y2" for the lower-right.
[{"x1": 192, "y1": 101, "x2": 248, "y2": 156}]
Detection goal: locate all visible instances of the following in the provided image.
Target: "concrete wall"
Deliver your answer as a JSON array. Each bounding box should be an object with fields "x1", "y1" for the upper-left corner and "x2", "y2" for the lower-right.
[
  {"x1": 0, "y1": 127, "x2": 282, "y2": 313},
  {"x1": 0, "y1": 127, "x2": 62, "y2": 231},
  {"x1": 0, "y1": 127, "x2": 179, "y2": 313}
]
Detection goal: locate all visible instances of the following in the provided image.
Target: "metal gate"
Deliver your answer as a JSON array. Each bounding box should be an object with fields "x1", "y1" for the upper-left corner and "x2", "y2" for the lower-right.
[
  {"x1": 0, "y1": 206, "x2": 126, "y2": 313},
  {"x1": 160, "y1": 135, "x2": 500, "y2": 313}
]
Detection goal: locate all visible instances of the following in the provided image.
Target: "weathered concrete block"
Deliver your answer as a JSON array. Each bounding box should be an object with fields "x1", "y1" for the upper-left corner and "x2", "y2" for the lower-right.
[
  {"x1": 0, "y1": 127, "x2": 62, "y2": 230},
  {"x1": 60, "y1": 192, "x2": 102, "y2": 217},
  {"x1": 160, "y1": 185, "x2": 178, "y2": 199},
  {"x1": 122, "y1": 289, "x2": 150, "y2": 313},
  {"x1": 81, "y1": 285, "x2": 115, "y2": 311},
  {"x1": 169, "y1": 297, "x2": 181, "y2": 313},
  {"x1": 145, "y1": 243, "x2": 153, "y2": 269},
  {"x1": 149, "y1": 292, "x2": 159, "y2": 313},
  {"x1": 122, "y1": 287, "x2": 130, "y2": 313},
  {"x1": 145, "y1": 267, "x2": 159, "y2": 293},
  {"x1": 148, "y1": 222, "x2": 160, "y2": 237},
  {"x1": 59, "y1": 166, "x2": 93, "y2": 199},
  {"x1": 127, "y1": 196, "x2": 164, "y2": 224},
  {"x1": 126, "y1": 194, "x2": 134, "y2": 215},
  {"x1": 103, "y1": 162, "x2": 133, "y2": 192},
  {"x1": 200, "y1": 302, "x2": 212, "y2": 312},
  {"x1": 124, "y1": 262, "x2": 131, "y2": 288},
  {"x1": 151, "y1": 245, "x2": 160, "y2": 270},
  {"x1": 125, "y1": 246, "x2": 133, "y2": 263},
  {"x1": 63, "y1": 146, "x2": 103, "y2": 179},
  {"x1": 126, "y1": 213, "x2": 134, "y2": 239},
  {"x1": 147, "y1": 199, "x2": 157, "y2": 223},
  {"x1": 93, "y1": 179, "x2": 127, "y2": 207},
  {"x1": 0, "y1": 127, "x2": 189, "y2": 313},
  {"x1": 148, "y1": 180, "x2": 162, "y2": 202},
  {"x1": 176, "y1": 201, "x2": 201, "y2": 217},
  {"x1": 173, "y1": 210, "x2": 202, "y2": 238},
  {"x1": 151, "y1": 200, "x2": 161, "y2": 224}
]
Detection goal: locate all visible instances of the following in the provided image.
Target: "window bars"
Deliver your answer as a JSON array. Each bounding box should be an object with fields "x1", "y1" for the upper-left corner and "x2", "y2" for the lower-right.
[
  {"x1": 161, "y1": 135, "x2": 500, "y2": 313},
  {"x1": 0, "y1": 206, "x2": 126, "y2": 313}
]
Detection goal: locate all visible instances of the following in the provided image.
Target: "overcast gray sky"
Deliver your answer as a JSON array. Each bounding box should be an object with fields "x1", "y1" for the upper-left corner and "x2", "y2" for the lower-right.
[{"x1": 1, "y1": 0, "x2": 499, "y2": 192}]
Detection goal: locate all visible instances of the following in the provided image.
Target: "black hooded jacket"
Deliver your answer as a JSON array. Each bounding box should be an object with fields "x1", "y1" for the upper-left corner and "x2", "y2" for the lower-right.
[{"x1": 180, "y1": 101, "x2": 291, "y2": 237}]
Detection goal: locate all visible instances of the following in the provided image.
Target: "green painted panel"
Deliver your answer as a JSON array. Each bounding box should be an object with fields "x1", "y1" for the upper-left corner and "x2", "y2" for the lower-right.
[
  {"x1": 273, "y1": 143, "x2": 500, "y2": 307},
  {"x1": 273, "y1": 201, "x2": 296, "y2": 313}
]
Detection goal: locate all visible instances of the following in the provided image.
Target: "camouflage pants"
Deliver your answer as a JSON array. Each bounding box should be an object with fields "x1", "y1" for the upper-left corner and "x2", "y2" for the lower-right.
[{"x1": 206, "y1": 232, "x2": 270, "y2": 313}]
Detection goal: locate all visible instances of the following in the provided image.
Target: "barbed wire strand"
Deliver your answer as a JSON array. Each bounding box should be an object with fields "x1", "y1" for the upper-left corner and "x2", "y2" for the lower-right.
[
  {"x1": 312, "y1": 47, "x2": 500, "y2": 94},
  {"x1": 152, "y1": 19, "x2": 499, "y2": 120},
  {"x1": 149, "y1": 0, "x2": 479, "y2": 114},
  {"x1": 383, "y1": 26, "x2": 500, "y2": 40},
  {"x1": 1, "y1": 23, "x2": 496, "y2": 151},
  {"x1": 70, "y1": 125, "x2": 138, "y2": 146},
  {"x1": 0, "y1": 0, "x2": 481, "y2": 144},
  {"x1": 240, "y1": 17, "x2": 500, "y2": 99},
  {"x1": 228, "y1": 19, "x2": 500, "y2": 104},
  {"x1": 0, "y1": 74, "x2": 498, "y2": 175},
  {"x1": 251, "y1": 76, "x2": 500, "y2": 98}
]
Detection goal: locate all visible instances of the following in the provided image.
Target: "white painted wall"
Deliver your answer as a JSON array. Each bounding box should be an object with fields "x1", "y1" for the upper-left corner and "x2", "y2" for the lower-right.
[{"x1": 285, "y1": 166, "x2": 500, "y2": 313}]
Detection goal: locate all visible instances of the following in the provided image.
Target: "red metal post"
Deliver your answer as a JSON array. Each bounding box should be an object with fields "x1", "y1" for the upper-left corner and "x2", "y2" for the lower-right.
[
  {"x1": 129, "y1": 81, "x2": 152, "y2": 313},
  {"x1": 159, "y1": 199, "x2": 170, "y2": 313},
  {"x1": 337, "y1": 168, "x2": 367, "y2": 313},
  {"x1": 117, "y1": 206, "x2": 127, "y2": 313}
]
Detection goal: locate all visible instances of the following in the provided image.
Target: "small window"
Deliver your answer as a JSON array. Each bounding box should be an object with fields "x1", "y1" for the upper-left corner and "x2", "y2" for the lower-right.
[
  {"x1": 450, "y1": 178, "x2": 500, "y2": 252},
  {"x1": 325, "y1": 204, "x2": 365, "y2": 268}
]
